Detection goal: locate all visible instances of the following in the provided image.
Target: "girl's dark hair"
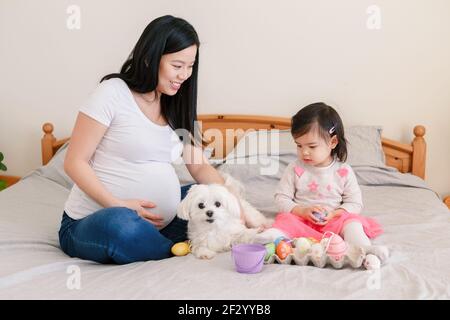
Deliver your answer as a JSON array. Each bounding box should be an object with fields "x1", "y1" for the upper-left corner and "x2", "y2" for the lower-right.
[
  {"x1": 101, "y1": 15, "x2": 200, "y2": 140},
  {"x1": 291, "y1": 102, "x2": 348, "y2": 162}
]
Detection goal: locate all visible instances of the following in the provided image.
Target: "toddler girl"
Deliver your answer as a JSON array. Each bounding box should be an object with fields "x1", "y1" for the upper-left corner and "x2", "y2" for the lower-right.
[{"x1": 258, "y1": 102, "x2": 389, "y2": 261}]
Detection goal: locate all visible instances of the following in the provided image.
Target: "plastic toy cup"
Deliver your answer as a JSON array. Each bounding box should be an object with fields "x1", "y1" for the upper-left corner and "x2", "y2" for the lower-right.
[{"x1": 231, "y1": 244, "x2": 266, "y2": 274}]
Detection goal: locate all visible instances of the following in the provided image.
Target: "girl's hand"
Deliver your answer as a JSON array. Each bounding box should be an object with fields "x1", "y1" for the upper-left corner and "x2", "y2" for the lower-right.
[
  {"x1": 118, "y1": 199, "x2": 164, "y2": 228},
  {"x1": 323, "y1": 208, "x2": 346, "y2": 224},
  {"x1": 293, "y1": 205, "x2": 328, "y2": 225}
]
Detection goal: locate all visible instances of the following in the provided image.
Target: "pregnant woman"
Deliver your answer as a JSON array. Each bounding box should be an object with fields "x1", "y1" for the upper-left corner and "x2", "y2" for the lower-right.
[{"x1": 59, "y1": 15, "x2": 227, "y2": 264}]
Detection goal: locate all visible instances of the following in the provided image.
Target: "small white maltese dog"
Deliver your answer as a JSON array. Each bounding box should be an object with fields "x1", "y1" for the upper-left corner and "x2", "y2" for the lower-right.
[{"x1": 177, "y1": 174, "x2": 272, "y2": 259}]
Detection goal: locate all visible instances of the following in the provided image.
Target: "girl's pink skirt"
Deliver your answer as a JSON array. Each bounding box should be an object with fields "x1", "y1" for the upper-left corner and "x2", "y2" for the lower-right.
[{"x1": 272, "y1": 212, "x2": 383, "y2": 241}]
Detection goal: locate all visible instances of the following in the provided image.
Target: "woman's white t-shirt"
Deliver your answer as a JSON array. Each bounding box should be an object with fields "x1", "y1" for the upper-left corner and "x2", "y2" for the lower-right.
[{"x1": 64, "y1": 78, "x2": 184, "y2": 229}]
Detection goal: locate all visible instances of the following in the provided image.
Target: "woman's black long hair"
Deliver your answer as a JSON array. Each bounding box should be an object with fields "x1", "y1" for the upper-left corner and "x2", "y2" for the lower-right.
[
  {"x1": 291, "y1": 102, "x2": 348, "y2": 162},
  {"x1": 101, "y1": 15, "x2": 200, "y2": 139}
]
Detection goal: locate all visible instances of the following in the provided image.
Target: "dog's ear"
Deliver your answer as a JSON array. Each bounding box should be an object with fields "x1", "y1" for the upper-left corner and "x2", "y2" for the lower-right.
[
  {"x1": 177, "y1": 184, "x2": 201, "y2": 220},
  {"x1": 177, "y1": 196, "x2": 191, "y2": 221}
]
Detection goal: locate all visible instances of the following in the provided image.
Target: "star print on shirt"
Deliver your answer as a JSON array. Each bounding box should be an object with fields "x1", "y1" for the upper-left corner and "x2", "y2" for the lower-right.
[
  {"x1": 337, "y1": 167, "x2": 349, "y2": 178},
  {"x1": 294, "y1": 166, "x2": 305, "y2": 177},
  {"x1": 308, "y1": 181, "x2": 319, "y2": 192}
]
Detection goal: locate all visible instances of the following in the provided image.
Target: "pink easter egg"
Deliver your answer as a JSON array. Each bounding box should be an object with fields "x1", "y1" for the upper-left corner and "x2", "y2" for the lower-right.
[{"x1": 325, "y1": 233, "x2": 347, "y2": 260}]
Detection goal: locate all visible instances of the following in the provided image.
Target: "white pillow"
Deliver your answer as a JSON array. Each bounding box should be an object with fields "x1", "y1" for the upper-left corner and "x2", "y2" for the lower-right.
[
  {"x1": 224, "y1": 126, "x2": 386, "y2": 167},
  {"x1": 33, "y1": 142, "x2": 74, "y2": 189},
  {"x1": 225, "y1": 129, "x2": 295, "y2": 160},
  {"x1": 346, "y1": 126, "x2": 386, "y2": 167}
]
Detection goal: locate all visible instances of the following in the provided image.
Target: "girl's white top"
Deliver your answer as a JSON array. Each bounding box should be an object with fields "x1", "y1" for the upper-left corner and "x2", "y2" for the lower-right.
[{"x1": 274, "y1": 158, "x2": 363, "y2": 214}]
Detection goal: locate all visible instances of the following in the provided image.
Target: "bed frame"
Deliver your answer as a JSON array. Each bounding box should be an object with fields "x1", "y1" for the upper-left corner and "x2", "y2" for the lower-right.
[{"x1": 41, "y1": 114, "x2": 427, "y2": 179}]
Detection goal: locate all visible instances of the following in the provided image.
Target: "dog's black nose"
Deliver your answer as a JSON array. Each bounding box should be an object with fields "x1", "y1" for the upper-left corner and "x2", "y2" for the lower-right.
[{"x1": 206, "y1": 210, "x2": 214, "y2": 217}]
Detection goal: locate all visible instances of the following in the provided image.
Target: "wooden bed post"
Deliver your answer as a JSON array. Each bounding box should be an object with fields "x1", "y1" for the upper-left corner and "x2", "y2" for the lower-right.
[
  {"x1": 412, "y1": 125, "x2": 426, "y2": 179},
  {"x1": 41, "y1": 123, "x2": 56, "y2": 166}
]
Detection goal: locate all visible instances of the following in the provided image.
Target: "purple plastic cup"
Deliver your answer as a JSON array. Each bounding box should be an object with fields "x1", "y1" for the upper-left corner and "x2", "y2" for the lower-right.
[{"x1": 231, "y1": 244, "x2": 266, "y2": 274}]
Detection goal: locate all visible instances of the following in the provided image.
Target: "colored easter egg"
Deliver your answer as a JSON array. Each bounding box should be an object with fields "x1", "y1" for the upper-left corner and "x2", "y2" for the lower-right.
[
  {"x1": 274, "y1": 236, "x2": 286, "y2": 246},
  {"x1": 171, "y1": 242, "x2": 190, "y2": 256},
  {"x1": 276, "y1": 240, "x2": 293, "y2": 259},
  {"x1": 264, "y1": 243, "x2": 276, "y2": 261},
  {"x1": 294, "y1": 237, "x2": 312, "y2": 255},
  {"x1": 312, "y1": 211, "x2": 327, "y2": 222},
  {"x1": 310, "y1": 243, "x2": 324, "y2": 259},
  {"x1": 307, "y1": 237, "x2": 319, "y2": 244},
  {"x1": 325, "y1": 233, "x2": 347, "y2": 260}
]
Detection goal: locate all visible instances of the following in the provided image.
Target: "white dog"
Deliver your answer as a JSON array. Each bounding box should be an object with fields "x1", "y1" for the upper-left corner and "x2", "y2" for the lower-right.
[{"x1": 177, "y1": 175, "x2": 272, "y2": 259}]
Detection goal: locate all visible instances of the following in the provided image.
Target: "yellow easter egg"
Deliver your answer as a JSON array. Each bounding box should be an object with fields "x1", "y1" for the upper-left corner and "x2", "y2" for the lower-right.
[
  {"x1": 307, "y1": 237, "x2": 319, "y2": 244},
  {"x1": 171, "y1": 242, "x2": 190, "y2": 256}
]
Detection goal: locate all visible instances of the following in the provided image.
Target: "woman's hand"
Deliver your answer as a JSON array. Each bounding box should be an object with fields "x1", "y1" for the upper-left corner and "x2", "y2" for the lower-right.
[
  {"x1": 292, "y1": 205, "x2": 329, "y2": 225},
  {"x1": 118, "y1": 199, "x2": 164, "y2": 228}
]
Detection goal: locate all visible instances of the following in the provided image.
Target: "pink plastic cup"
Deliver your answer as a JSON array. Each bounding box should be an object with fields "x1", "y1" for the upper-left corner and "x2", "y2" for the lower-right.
[{"x1": 231, "y1": 244, "x2": 266, "y2": 274}]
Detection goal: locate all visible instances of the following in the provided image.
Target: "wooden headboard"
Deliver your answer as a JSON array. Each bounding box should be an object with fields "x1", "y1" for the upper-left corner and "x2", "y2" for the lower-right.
[{"x1": 41, "y1": 114, "x2": 426, "y2": 179}]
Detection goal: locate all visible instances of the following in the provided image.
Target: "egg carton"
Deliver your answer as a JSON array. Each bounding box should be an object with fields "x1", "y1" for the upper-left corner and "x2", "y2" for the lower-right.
[{"x1": 264, "y1": 244, "x2": 367, "y2": 269}]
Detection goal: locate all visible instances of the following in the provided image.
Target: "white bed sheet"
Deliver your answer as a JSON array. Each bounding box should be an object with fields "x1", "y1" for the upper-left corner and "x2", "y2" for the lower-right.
[{"x1": 1, "y1": 157, "x2": 449, "y2": 299}]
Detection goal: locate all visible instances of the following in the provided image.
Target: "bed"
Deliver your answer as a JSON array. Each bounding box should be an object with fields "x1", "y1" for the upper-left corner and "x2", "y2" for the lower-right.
[{"x1": 1, "y1": 114, "x2": 449, "y2": 299}]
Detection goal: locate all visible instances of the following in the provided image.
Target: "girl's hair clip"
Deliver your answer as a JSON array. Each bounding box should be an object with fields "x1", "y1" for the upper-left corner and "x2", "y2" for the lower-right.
[{"x1": 329, "y1": 126, "x2": 336, "y2": 135}]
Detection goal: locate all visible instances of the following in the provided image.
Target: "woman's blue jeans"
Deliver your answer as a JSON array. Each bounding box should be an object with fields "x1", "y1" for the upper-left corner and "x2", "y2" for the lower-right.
[{"x1": 58, "y1": 184, "x2": 193, "y2": 264}]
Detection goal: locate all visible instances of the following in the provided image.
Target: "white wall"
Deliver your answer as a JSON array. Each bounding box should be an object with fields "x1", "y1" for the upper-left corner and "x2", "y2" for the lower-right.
[{"x1": 1, "y1": 0, "x2": 449, "y2": 197}]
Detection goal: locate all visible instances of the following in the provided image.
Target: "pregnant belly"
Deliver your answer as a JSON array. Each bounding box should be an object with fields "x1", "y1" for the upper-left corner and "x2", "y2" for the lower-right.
[{"x1": 95, "y1": 161, "x2": 181, "y2": 229}]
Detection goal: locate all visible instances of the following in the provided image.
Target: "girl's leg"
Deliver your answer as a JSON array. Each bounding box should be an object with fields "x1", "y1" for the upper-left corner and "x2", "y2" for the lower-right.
[
  {"x1": 59, "y1": 207, "x2": 173, "y2": 264},
  {"x1": 254, "y1": 212, "x2": 323, "y2": 244},
  {"x1": 341, "y1": 221, "x2": 389, "y2": 261}
]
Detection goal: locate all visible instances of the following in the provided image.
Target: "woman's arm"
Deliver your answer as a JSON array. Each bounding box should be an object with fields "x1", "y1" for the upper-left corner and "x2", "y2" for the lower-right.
[
  {"x1": 64, "y1": 112, "x2": 120, "y2": 208},
  {"x1": 183, "y1": 144, "x2": 224, "y2": 185}
]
